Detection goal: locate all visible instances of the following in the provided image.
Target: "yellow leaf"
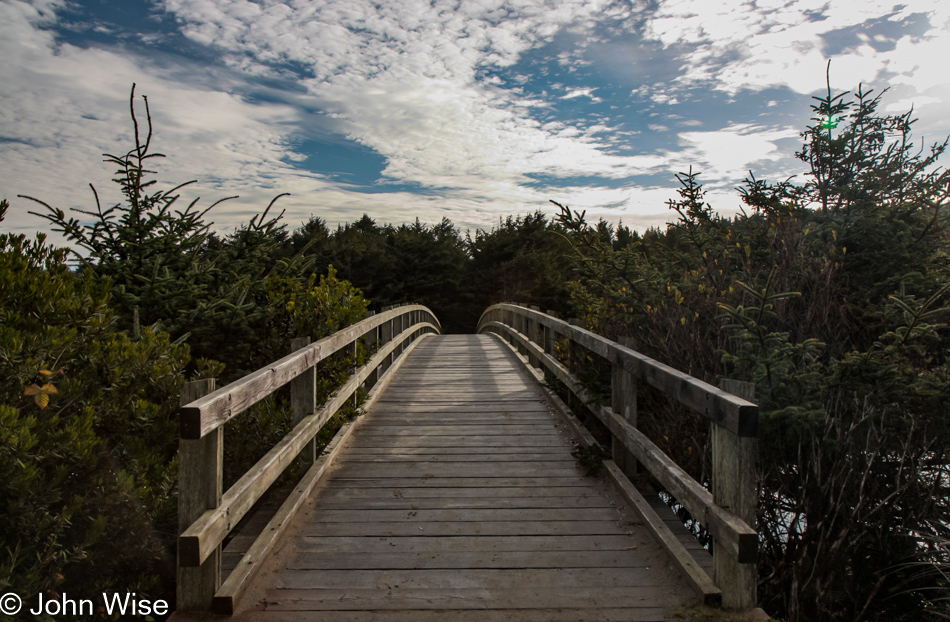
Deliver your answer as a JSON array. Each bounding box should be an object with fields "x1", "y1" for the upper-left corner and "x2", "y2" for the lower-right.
[
  {"x1": 38, "y1": 369, "x2": 53, "y2": 376},
  {"x1": 41, "y1": 383, "x2": 58, "y2": 394},
  {"x1": 36, "y1": 392, "x2": 50, "y2": 409},
  {"x1": 23, "y1": 384, "x2": 42, "y2": 396}
]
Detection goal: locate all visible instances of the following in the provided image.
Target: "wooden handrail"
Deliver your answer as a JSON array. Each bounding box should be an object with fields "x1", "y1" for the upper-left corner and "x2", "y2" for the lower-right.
[
  {"x1": 176, "y1": 304, "x2": 440, "y2": 612},
  {"x1": 477, "y1": 303, "x2": 759, "y2": 610},
  {"x1": 477, "y1": 303, "x2": 756, "y2": 436},
  {"x1": 180, "y1": 304, "x2": 441, "y2": 439}
]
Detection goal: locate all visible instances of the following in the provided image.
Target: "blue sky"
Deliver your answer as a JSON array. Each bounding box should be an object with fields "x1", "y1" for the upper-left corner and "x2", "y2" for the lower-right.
[{"x1": 1, "y1": 0, "x2": 948, "y2": 243}]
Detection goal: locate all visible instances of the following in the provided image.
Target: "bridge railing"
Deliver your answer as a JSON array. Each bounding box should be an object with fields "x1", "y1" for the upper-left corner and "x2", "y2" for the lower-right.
[
  {"x1": 176, "y1": 304, "x2": 440, "y2": 614},
  {"x1": 478, "y1": 303, "x2": 758, "y2": 609}
]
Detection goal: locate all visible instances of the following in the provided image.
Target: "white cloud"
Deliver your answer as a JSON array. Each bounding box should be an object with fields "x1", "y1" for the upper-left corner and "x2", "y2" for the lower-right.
[
  {"x1": 644, "y1": 0, "x2": 950, "y2": 99},
  {"x1": 4, "y1": 0, "x2": 949, "y2": 245},
  {"x1": 672, "y1": 123, "x2": 801, "y2": 181},
  {"x1": 159, "y1": 0, "x2": 659, "y2": 188}
]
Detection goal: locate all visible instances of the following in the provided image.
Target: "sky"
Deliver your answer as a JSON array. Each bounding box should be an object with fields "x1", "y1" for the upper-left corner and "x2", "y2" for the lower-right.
[{"x1": 1, "y1": 0, "x2": 948, "y2": 244}]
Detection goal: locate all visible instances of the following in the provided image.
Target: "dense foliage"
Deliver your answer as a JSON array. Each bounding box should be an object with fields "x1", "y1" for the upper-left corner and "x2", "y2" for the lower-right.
[
  {"x1": 3, "y1": 87, "x2": 370, "y2": 616},
  {"x1": 0, "y1": 198, "x2": 188, "y2": 607},
  {"x1": 553, "y1": 85, "x2": 950, "y2": 621}
]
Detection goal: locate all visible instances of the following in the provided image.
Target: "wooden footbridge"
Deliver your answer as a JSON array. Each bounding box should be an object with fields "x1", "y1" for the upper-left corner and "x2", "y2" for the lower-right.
[{"x1": 172, "y1": 305, "x2": 763, "y2": 621}]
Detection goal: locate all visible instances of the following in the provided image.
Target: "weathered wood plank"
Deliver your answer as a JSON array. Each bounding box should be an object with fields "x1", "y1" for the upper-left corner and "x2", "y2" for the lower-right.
[
  {"x1": 324, "y1": 476, "x2": 591, "y2": 487},
  {"x1": 348, "y1": 424, "x2": 559, "y2": 435},
  {"x1": 296, "y1": 534, "x2": 635, "y2": 554},
  {"x1": 330, "y1": 463, "x2": 583, "y2": 478},
  {"x1": 364, "y1": 403, "x2": 552, "y2": 413},
  {"x1": 314, "y1": 485, "x2": 597, "y2": 499},
  {"x1": 347, "y1": 438, "x2": 566, "y2": 449},
  {"x1": 311, "y1": 496, "x2": 611, "y2": 510},
  {"x1": 343, "y1": 453, "x2": 577, "y2": 463},
  {"x1": 286, "y1": 550, "x2": 661, "y2": 570},
  {"x1": 254, "y1": 586, "x2": 681, "y2": 611},
  {"x1": 301, "y1": 520, "x2": 631, "y2": 538},
  {"x1": 308, "y1": 507, "x2": 622, "y2": 523},
  {"x1": 232, "y1": 608, "x2": 673, "y2": 622},
  {"x1": 274, "y1": 566, "x2": 660, "y2": 589},
  {"x1": 345, "y1": 446, "x2": 567, "y2": 455}
]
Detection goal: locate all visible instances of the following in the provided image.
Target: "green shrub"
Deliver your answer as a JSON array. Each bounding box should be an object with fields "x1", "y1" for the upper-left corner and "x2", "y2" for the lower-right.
[{"x1": 0, "y1": 199, "x2": 189, "y2": 607}]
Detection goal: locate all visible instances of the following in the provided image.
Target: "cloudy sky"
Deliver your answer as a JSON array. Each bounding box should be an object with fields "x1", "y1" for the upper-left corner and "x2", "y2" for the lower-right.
[{"x1": 1, "y1": 0, "x2": 948, "y2": 243}]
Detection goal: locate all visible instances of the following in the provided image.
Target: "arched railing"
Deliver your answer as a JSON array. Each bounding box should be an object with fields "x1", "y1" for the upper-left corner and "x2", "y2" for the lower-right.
[
  {"x1": 176, "y1": 304, "x2": 440, "y2": 614},
  {"x1": 478, "y1": 303, "x2": 758, "y2": 609}
]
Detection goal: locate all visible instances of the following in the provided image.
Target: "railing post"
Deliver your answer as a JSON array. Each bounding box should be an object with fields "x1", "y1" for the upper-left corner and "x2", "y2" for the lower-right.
[
  {"x1": 290, "y1": 337, "x2": 317, "y2": 463},
  {"x1": 714, "y1": 379, "x2": 758, "y2": 610},
  {"x1": 363, "y1": 311, "x2": 378, "y2": 391},
  {"x1": 380, "y1": 306, "x2": 393, "y2": 376},
  {"x1": 527, "y1": 306, "x2": 541, "y2": 369},
  {"x1": 517, "y1": 311, "x2": 528, "y2": 356},
  {"x1": 178, "y1": 378, "x2": 221, "y2": 611},
  {"x1": 611, "y1": 336, "x2": 638, "y2": 478},
  {"x1": 567, "y1": 318, "x2": 583, "y2": 410}
]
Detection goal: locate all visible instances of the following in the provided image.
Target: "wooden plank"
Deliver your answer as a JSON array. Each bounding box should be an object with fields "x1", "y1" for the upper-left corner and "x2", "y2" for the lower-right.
[
  {"x1": 360, "y1": 418, "x2": 556, "y2": 427},
  {"x1": 253, "y1": 586, "x2": 680, "y2": 610},
  {"x1": 314, "y1": 486, "x2": 598, "y2": 499},
  {"x1": 301, "y1": 520, "x2": 629, "y2": 537},
  {"x1": 231, "y1": 608, "x2": 673, "y2": 621},
  {"x1": 309, "y1": 507, "x2": 622, "y2": 523},
  {"x1": 312, "y1": 496, "x2": 610, "y2": 510},
  {"x1": 347, "y1": 438, "x2": 567, "y2": 449},
  {"x1": 479, "y1": 305, "x2": 758, "y2": 436},
  {"x1": 365, "y1": 404, "x2": 551, "y2": 413},
  {"x1": 180, "y1": 307, "x2": 437, "y2": 438},
  {"x1": 330, "y1": 463, "x2": 583, "y2": 478},
  {"x1": 286, "y1": 550, "x2": 660, "y2": 570},
  {"x1": 296, "y1": 534, "x2": 636, "y2": 554},
  {"x1": 343, "y1": 453, "x2": 577, "y2": 463},
  {"x1": 345, "y1": 446, "x2": 567, "y2": 455},
  {"x1": 348, "y1": 424, "x2": 558, "y2": 435},
  {"x1": 324, "y1": 476, "x2": 590, "y2": 487},
  {"x1": 274, "y1": 567, "x2": 661, "y2": 589}
]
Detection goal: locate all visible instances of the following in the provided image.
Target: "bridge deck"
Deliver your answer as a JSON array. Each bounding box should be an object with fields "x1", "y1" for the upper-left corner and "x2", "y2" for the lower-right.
[{"x1": 234, "y1": 334, "x2": 695, "y2": 621}]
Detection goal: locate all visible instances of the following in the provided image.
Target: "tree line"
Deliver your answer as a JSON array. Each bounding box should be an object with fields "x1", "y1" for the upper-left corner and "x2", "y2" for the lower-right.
[{"x1": 1, "y1": 81, "x2": 948, "y2": 621}]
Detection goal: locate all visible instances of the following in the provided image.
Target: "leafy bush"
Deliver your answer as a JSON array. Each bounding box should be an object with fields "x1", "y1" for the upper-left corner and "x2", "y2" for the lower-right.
[{"x1": 0, "y1": 199, "x2": 189, "y2": 607}]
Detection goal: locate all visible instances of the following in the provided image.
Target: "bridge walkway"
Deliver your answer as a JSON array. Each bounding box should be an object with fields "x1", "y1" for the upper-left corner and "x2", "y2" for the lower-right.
[{"x1": 232, "y1": 334, "x2": 695, "y2": 620}]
